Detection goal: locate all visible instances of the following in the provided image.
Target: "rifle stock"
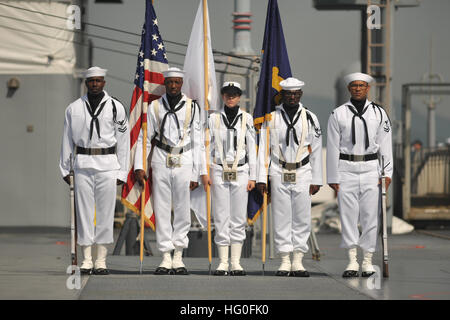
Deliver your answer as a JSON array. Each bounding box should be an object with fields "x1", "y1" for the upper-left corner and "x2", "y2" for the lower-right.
[
  {"x1": 69, "y1": 154, "x2": 77, "y2": 268},
  {"x1": 381, "y1": 156, "x2": 389, "y2": 278}
]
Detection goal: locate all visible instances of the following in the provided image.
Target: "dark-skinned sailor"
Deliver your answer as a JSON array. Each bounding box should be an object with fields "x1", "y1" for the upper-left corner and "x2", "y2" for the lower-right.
[
  {"x1": 134, "y1": 67, "x2": 206, "y2": 275},
  {"x1": 326, "y1": 72, "x2": 393, "y2": 278},
  {"x1": 256, "y1": 77, "x2": 323, "y2": 277},
  {"x1": 60, "y1": 66, "x2": 130, "y2": 275}
]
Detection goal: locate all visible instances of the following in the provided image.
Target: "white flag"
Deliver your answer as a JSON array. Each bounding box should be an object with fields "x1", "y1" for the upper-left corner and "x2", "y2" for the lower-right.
[
  {"x1": 183, "y1": 0, "x2": 218, "y2": 228},
  {"x1": 182, "y1": 0, "x2": 218, "y2": 115}
]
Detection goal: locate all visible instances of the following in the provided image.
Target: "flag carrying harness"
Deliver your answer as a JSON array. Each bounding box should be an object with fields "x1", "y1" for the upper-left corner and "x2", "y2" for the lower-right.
[
  {"x1": 268, "y1": 107, "x2": 312, "y2": 183},
  {"x1": 213, "y1": 111, "x2": 247, "y2": 182},
  {"x1": 153, "y1": 97, "x2": 193, "y2": 167}
]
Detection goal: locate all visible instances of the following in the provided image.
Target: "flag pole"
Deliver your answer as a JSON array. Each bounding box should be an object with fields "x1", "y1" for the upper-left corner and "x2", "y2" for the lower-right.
[
  {"x1": 139, "y1": 111, "x2": 148, "y2": 275},
  {"x1": 139, "y1": 0, "x2": 151, "y2": 268},
  {"x1": 202, "y1": 0, "x2": 212, "y2": 275},
  {"x1": 138, "y1": 0, "x2": 155, "y2": 276},
  {"x1": 262, "y1": 126, "x2": 269, "y2": 275}
]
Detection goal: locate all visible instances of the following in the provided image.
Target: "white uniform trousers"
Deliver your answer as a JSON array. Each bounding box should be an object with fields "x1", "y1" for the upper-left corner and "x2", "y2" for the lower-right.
[
  {"x1": 338, "y1": 170, "x2": 380, "y2": 252},
  {"x1": 75, "y1": 169, "x2": 117, "y2": 246},
  {"x1": 270, "y1": 175, "x2": 311, "y2": 254},
  {"x1": 210, "y1": 168, "x2": 248, "y2": 246},
  {"x1": 151, "y1": 163, "x2": 192, "y2": 253}
]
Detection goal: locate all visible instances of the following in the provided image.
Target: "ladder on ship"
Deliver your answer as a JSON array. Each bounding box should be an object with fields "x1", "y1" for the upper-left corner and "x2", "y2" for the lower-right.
[{"x1": 366, "y1": 0, "x2": 392, "y2": 114}]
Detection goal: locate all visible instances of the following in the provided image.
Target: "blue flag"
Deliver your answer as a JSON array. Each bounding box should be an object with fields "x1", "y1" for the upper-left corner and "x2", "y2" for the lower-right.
[
  {"x1": 252, "y1": 0, "x2": 292, "y2": 128},
  {"x1": 248, "y1": 0, "x2": 292, "y2": 225}
]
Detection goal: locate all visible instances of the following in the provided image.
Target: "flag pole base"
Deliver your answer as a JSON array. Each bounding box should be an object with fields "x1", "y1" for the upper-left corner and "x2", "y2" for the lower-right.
[
  {"x1": 139, "y1": 261, "x2": 143, "y2": 275},
  {"x1": 262, "y1": 263, "x2": 265, "y2": 276},
  {"x1": 208, "y1": 263, "x2": 211, "y2": 276}
]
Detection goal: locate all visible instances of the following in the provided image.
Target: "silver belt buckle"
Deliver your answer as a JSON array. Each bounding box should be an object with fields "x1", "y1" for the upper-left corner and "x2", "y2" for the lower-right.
[
  {"x1": 282, "y1": 170, "x2": 296, "y2": 184},
  {"x1": 222, "y1": 169, "x2": 237, "y2": 182},
  {"x1": 284, "y1": 162, "x2": 297, "y2": 171},
  {"x1": 166, "y1": 154, "x2": 181, "y2": 168}
]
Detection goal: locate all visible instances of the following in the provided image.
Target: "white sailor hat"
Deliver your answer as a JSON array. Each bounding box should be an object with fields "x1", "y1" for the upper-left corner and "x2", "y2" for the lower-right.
[
  {"x1": 344, "y1": 72, "x2": 374, "y2": 86},
  {"x1": 222, "y1": 81, "x2": 241, "y2": 90},
  {"x1": 85, "y1": 66, "x2": 107, "y2": 78},
  {"x1": 162, "y1": 67, "x2": 185, "y2": 78},
  {"x1": 279, "y1": 77, "x2": 305, "y2": 91}
]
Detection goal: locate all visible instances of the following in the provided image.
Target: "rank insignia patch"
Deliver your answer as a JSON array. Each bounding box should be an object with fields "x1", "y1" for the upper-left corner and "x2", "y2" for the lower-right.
[
  {"x1": 383, "y1": 120, "x2": 390, "y2": 132},
  {"x1": 314, "y1": 126, "x2": 322, "y2": 138}
]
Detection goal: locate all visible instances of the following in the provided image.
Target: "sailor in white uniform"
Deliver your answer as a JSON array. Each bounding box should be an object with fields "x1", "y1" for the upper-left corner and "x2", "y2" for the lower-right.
[
  {"x1": 134, "y1": 67, "x2": 206, "y2": 275},
  {"x1": 201, "y1": 82, "x2": 257, "y2": 276},
  {"x1": 59, "y1": 66, "x2": 130, "y2": 275},
  {"x1": 326, "y1": 72, "x2": 393, "y2": 278},
  {"x1": 256, "y1": 77, "x2": 323, "y2": 277}
]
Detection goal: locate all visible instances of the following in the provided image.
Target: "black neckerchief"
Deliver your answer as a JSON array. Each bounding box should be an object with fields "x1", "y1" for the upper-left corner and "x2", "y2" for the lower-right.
[
  {"x1": 84, "y1": 94, "x2": 107, "y2": 140},
  {"x1": 87, "y1": 91, "x2": 105, "y2": 114},
  {"x1": 280, "y1": 104, "x2": 302, "y2": 146},
  {"x1": 166, "y1": 93, "x2": 182, "y2": 110},
  {"x1": 224, "y1": 105, "x2": 239, "y2": 124},
  {"x1": 160, "y1": 96, "x2": 185, "y2": 141},
  {"x1": 350, "y1": 98, "x2": 366, "y2": 115},
  {"x1": 346, "y1": 100, "x2": 370, "y2": 149},
  {"x1": 282, "y1": 103, "x2": 299, "y2": 122},
  {"x1": 221, "y1": 108, "x2": 242, "y2": 151}
]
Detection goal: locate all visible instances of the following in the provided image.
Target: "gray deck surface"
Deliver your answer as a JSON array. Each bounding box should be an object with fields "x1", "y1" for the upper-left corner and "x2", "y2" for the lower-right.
[{"x1": 0, "y1": 228, "x2": 449, "y2": 301}]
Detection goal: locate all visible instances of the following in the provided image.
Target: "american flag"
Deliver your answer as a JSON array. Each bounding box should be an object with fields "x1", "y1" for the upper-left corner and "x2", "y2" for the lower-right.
[{"x1": 121, "y1": 0, "x2": 168, "y2": 230}]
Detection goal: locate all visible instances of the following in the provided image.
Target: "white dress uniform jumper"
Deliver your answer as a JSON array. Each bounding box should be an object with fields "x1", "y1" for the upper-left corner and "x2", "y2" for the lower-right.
[
  {"x1": 207, "y1": 108, "x2": 257, "y2": 275},
  {"x1": 326, "y1": 98, "x2": 393, "y2": 276},
  {"x1": 134, "y1": 93, "x2": 206, "y2": 274},
  {"x1": 59, "y1": 89, "x2": 130, "y2": 274},
  {"x1": 257, "y1": 103, "x2": 323, "y2": 276}
]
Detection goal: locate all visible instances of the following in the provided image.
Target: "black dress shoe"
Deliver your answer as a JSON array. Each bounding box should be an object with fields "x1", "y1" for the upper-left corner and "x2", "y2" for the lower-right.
[
  {"x1": 291, "y1": 270, "x2": 310, "y2": 277},
  {"x1": 173, "y1": 267, "x2": 189, "y2": 275},
  {"x1": 80, "y1": 268, "x2": 93, "y2": 275},
  {"x1": 361, "y1": 271, "x2": 376, "y2": 278},
  {"x1": 93, "y1": 268, "x2": 109, "y2": 275},
  {"x1": 342, "y1": 270, "x2": 359, "y2": 278},
  {"x1": 276, "y1": 270, "x2": 290, "y2": 277},
  {"x1": 230, "y1": 270, "x2": 246, "y2": 276},
  {"x1": 154, "y1": 267, "x2": 172, "y2": 275},
  {"x1": 214, "y1": 270, "x2": 229, "y2": 276}
]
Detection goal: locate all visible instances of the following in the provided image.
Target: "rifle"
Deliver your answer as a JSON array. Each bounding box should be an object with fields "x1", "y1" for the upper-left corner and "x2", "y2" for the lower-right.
[
  {"x1": 262, "y1": 126, "x2": 270, "y2": 276},
  {"x1": 69, "y1": 154, "x2": 77, "y2": 271},
  {"x1": 381, "y1": 156, "x2": 389, "y2": 278}
]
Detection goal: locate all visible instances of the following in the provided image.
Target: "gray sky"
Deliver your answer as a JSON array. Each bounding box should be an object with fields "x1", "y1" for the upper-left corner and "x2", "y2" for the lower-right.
[{"x1": 87, "y1": 0, "x2": 450, "y2": 145}]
